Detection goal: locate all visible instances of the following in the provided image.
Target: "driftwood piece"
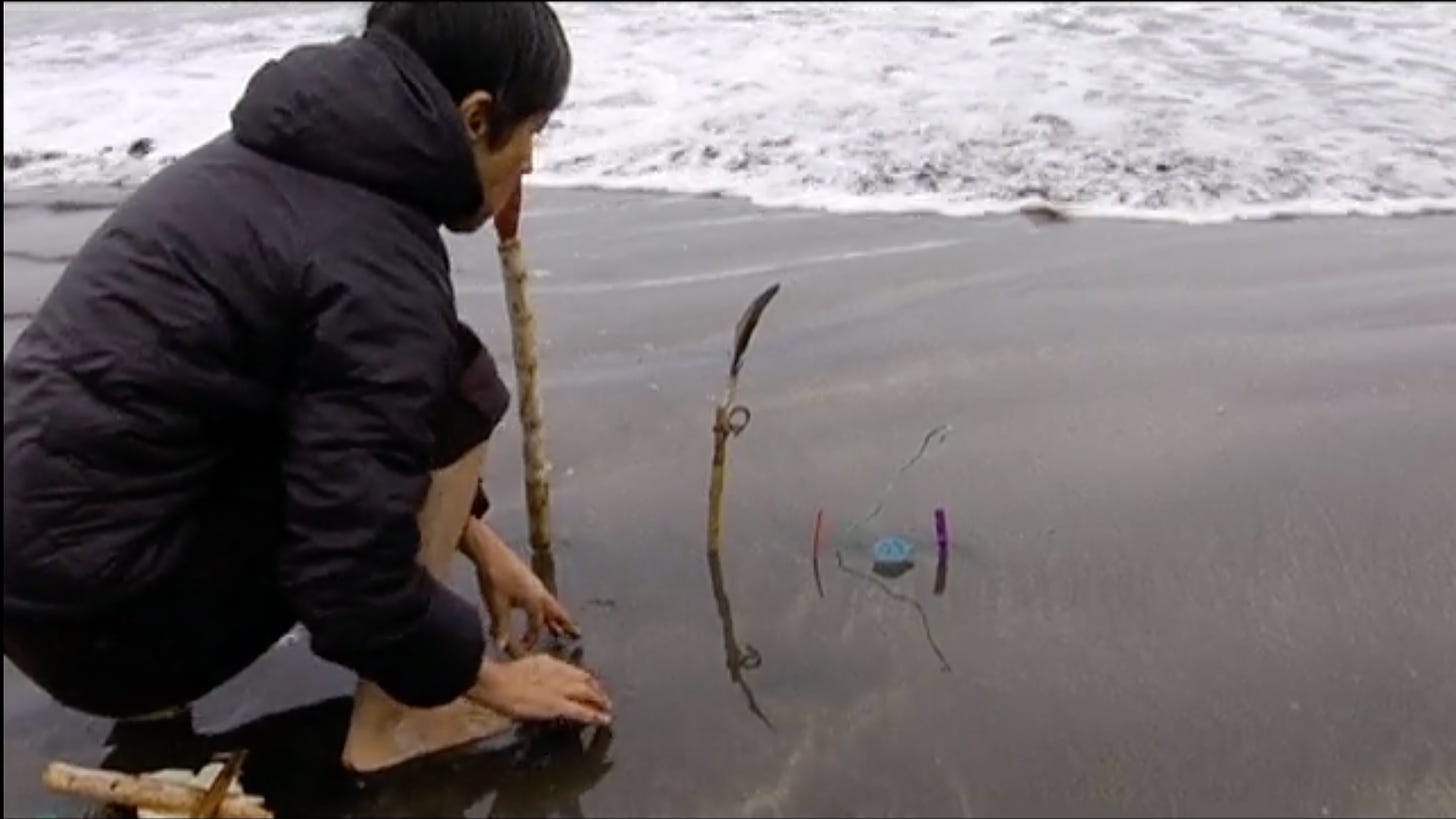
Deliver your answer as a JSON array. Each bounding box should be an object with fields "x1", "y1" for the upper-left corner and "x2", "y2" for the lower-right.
[
  {"x1": 193, "y1": 751, "x2": 247, "y2": 818},
  {"x1": 41, "y1": 762, "x2": 272, "y2": 819}
]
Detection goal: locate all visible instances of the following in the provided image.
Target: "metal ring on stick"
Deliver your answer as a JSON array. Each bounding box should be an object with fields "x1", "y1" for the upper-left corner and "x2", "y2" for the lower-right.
[{"x1": 725, "y1": 405, "x2": 752, "y2": 436}]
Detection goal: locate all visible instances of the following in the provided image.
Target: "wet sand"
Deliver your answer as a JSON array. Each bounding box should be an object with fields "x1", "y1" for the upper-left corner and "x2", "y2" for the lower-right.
[{"x1": 4, "y1": 185, "x2": 1455, "y2": 817}]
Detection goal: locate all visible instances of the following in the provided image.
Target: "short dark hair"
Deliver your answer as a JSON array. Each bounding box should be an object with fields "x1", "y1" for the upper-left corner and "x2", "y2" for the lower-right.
[{"x1": 365, "y1": 2, "x2": 571, "y2": 148}]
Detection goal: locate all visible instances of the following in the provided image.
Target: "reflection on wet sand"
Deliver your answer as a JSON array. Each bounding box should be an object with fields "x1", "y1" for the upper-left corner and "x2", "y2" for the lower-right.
[
  {"x1": 89, "y1": 699, "x2": 614, "y2": 818},
  {"x1": 840, "y1": 424, "x2": 952, "y2": 544},
  {"x1": 485, "y1": 724, "x2": 614, "y2": 819},
  {"x1": 705, "y1": 550, "x2": 774, "y2": 732},
  {"x1": 832, "y1": 553, "x2": 952, "y2": 674}
]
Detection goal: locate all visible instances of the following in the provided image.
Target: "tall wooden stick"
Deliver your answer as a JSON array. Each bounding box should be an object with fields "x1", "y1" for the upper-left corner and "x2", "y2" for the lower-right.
[
  {"x1": 495, "y1": 183, "x2": 553, "y2": 555},
  {"x1": 706, "y1": 283, "x2": 781, "y2": 554}
]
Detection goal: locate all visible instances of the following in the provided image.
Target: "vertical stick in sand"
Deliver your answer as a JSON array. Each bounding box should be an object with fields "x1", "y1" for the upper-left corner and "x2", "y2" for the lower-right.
[
  {"x1": 706, "y1": 283, "x2": 781, "y2": 555},
  {"x1": 934, "y1": 508, "x2": 950, "y2": 596},
  {"x1": 812, "y1": 509, "x2": 825, "y2": 598},
  {"x1": 495, "y1": 182, "x2": 553, "y2": 556}
]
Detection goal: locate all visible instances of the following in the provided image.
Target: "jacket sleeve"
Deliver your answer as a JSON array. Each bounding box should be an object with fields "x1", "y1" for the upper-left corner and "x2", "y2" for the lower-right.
[
  {"x1": 279, "y1": 246, "x2": 485, "y2": 708},
  {"x1": 431, "y1": 322, "x2": 512, "y2": 519}
]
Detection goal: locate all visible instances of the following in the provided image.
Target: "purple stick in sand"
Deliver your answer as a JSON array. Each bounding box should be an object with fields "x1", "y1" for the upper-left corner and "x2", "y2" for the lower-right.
[{"x1": 933, "y1": 508, "x2": 950, "y2": 596}]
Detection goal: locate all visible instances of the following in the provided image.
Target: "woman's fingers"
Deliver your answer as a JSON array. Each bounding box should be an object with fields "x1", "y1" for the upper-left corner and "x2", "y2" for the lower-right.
[
  {"x1": 571, "y1": 686, "x2": 612, "y2": 716},
  {"x1": 532, "y1": 657, "x2": 612, "y2": 723},
  {"x1": 472, "y1": 654, "x2": 611, "y2": 725},
  {"x1": 489, "y1": 588, "x2": 582, "y2": 655},
  {"x1": 544, "y1": 660, "x2": 610, "y2": 707},
  {"x1": 555, "y1": 698, "x2": 612, "y2": 726},
  {"x1": 572, "y1": 676, "x2": 613, "y2": 717},
  {"x1": 544, "y1": 597, "x2": 582, "y2": 638},
  {"x1": 563, "y1": 680, "x2": 612, "y2": 721},
  {"x1": 579, "y1": 669, "x2": 611, "y2": 707}
]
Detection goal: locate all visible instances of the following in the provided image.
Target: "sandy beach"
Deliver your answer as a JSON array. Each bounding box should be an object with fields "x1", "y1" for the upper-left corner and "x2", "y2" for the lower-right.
[{"x1": 4, "y1": 185, "x2": 1454, "y2": 817}]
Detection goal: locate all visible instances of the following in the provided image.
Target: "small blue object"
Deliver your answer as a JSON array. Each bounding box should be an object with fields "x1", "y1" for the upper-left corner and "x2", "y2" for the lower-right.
[{"x1": 872, "y1": 536, "x2": 915, "y2": 566}]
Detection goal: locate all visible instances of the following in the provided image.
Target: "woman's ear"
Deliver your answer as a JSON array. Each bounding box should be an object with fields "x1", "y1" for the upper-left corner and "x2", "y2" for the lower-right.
[{"x1": 459, "y1": 90, "x2": 494, "y2": 142}]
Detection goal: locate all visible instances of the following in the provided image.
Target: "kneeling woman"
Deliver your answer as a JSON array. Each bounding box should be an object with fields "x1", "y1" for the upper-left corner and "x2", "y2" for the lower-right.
[{"x1": 3, "y1": 1, "x2": 610, "y2": 773}]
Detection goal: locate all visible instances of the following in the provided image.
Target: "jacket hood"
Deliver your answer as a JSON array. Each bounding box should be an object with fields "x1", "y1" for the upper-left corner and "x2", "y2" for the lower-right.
[{"x1": 230, "y1": 29, "x2": 484, "y2": 224}]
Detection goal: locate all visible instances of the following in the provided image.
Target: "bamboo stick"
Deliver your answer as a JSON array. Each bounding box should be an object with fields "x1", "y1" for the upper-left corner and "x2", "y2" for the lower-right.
[
  {"x1": 706, "y1": 404, "x2": 733, "y2": 554},
  {"x1": 41, "y1": 762, "x2": 272, "y2": 819},
  {"x1": 705, "y1": 284, "x2": 781, "y2": 555},
  {"x1": 495, "y1": 183, "x2": 553, "y2": 556}
]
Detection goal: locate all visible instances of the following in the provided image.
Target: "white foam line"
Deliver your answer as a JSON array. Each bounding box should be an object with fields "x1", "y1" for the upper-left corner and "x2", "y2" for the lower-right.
[
  {"x1": 456, "y1": 237, "x2": 967, "y2": 296},
  {"x1": 638, "y1": 208, "x2": 827, "y2": 233},
  {"x1": 539, "y1": 208, "x2": 825, "y2": 241},
  {"x1": 530, "y1": 176, "x2": 1456, "y2": 226},
  {"x1": 522, "y1": 204, "x2": 610, "y2": 219},
  {"x1": 642, "y1": 194, "x2": 706, "y2": 208},
  {"x1": 521, "y1": 193, "x2": 703, "y2": 221}
]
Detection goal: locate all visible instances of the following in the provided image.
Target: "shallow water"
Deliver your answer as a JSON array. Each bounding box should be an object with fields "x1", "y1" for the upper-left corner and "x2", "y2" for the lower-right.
[{"x1": 4, "y1": 188, "x2": 1455, "y2": 816}]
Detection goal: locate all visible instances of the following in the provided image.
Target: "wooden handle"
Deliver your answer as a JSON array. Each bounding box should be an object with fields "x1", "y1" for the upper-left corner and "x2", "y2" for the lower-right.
[{"x1": 42, "y1": 762, "x2": 273, "y2": 819}]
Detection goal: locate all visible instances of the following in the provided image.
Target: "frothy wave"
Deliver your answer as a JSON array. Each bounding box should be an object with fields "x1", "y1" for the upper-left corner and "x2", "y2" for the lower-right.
[{"x1": 6, "y1": 2, "x2": 1455, "y2": 223}]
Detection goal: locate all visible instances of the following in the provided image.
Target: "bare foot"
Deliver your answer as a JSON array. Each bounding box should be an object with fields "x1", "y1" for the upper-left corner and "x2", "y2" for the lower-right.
[{"x1": 341, "y1": 695, "x2": 515, "y2": 773}]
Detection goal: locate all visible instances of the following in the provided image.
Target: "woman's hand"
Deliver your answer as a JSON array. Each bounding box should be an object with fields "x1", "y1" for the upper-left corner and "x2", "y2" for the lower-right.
[
  {"x1": 468, "y1": 655, "x2": 612, "y2": 726},
  {"x1": 463, "y1": 517, "x2": 580, "y2": 655}
]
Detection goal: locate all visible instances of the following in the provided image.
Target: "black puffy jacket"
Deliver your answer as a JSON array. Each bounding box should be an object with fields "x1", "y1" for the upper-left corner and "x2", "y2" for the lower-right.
[{"x1": 2, "y1": 29, "x2": 511, "y2": 708}]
